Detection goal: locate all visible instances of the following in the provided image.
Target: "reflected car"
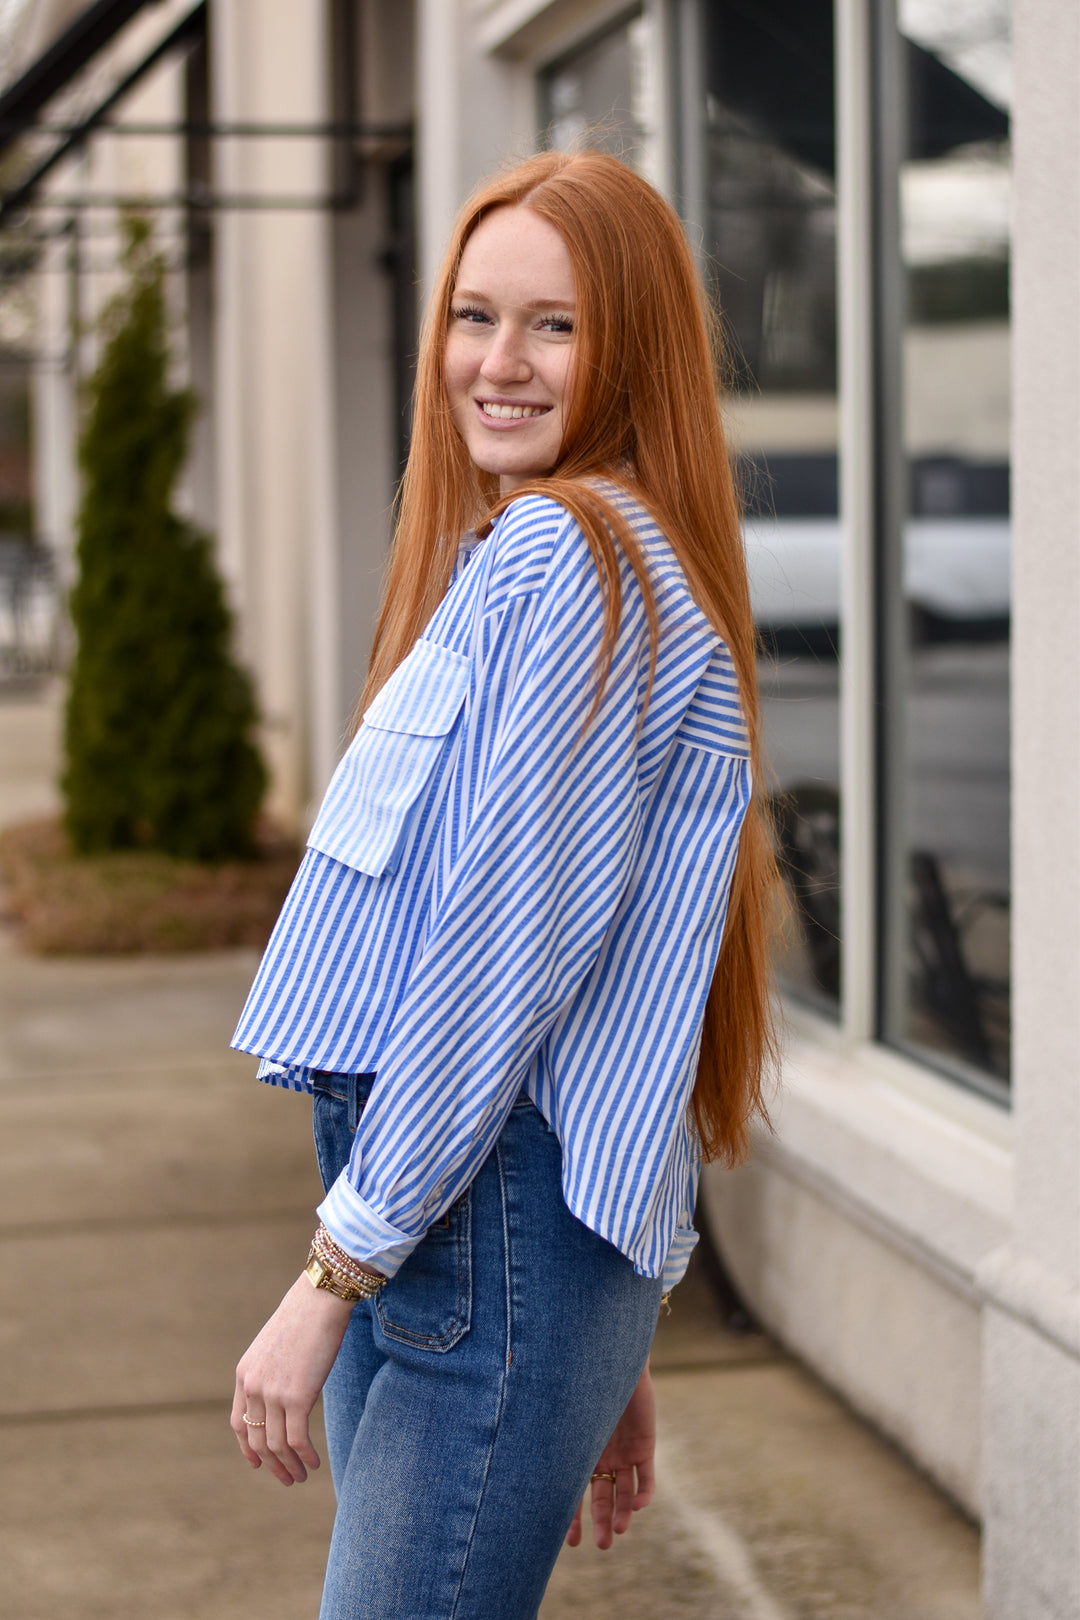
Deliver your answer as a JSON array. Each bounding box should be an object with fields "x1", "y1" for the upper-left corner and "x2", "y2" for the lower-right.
[{"x1": 745, "y1": 507, "x2": 1010, "y2": 654}]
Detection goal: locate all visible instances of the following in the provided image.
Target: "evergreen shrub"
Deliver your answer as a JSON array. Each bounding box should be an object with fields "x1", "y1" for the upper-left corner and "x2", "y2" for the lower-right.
[{"x1": 63, "y1": 218, "x2": 266, "y2": 859}]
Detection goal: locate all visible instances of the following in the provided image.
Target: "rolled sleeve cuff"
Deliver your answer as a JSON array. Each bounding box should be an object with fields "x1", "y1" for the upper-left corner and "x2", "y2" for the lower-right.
[
  {"x1": 660, "y1": 1223, "x2": 700, "y2": 1293},
  {"x1": 316, "y1": 1173, "x2": 422, "y2": 1280}
]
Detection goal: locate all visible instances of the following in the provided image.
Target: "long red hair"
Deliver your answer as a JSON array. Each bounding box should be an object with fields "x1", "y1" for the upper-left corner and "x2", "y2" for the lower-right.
[{"x1": 361, "y1": 149, "x2": 778, "y2": 1164}]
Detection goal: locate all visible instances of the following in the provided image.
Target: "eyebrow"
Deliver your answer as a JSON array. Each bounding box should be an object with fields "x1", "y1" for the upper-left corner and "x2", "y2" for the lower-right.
[{"x1": 452, "y1": 287, "x2": 576, "y2": 311}]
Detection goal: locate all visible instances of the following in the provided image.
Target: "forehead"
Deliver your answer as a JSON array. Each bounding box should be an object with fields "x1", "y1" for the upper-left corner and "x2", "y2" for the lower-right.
[{"x1": 454, "y1": 206, "x2": 576, "y2": 305}]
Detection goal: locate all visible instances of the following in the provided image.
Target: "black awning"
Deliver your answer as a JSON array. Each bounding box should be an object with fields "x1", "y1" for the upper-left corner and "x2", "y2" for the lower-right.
[
  {"x1": 0, "y1": 1, "x2": 206, "y2": 226},
  {"x1": 907, "y1": 39, "x2": 1009, "y2": 162},
  {"x1": 0, "y1": 0, "x2": 158, "y2": 152}
]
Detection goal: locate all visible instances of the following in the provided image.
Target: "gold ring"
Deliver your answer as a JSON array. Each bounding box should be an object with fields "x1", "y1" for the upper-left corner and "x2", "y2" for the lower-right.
[
  {"x1": 590, "y1": 1471, "x2": 616, "y2": 1485},
  {"x1": 242, "y1": 1414, "x2": 266, "y2": 1427}
]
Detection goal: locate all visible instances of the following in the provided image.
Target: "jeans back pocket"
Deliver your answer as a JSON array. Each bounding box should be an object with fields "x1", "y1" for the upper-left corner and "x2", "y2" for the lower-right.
[{"x1": 375, "y1": 1191, "x2": 472, "y2": 1353}]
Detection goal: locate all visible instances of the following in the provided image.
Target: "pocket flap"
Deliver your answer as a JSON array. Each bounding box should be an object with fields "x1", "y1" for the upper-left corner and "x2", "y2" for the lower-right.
[
  {"x1": 306, "y1": 639, "x2": 471, "y2": 878},
  {"x1": 363, "y1": 639, "x2": 470, "y2": 736}
]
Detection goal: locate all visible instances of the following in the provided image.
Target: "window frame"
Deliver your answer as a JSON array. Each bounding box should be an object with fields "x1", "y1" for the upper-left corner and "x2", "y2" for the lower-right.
[{"x1": 867, "y1": 0, "x2": 1012, "y2": 1104}]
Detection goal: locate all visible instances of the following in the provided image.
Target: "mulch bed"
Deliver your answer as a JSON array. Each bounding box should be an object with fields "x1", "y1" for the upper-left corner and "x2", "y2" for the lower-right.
[{"x1": 0, "y1": 815, "x2": 300, "y2": 954}]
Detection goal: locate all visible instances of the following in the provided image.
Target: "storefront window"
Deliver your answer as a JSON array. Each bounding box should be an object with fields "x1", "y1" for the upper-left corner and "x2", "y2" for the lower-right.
[
  {"x1": 536, "y1": 1, "x2": 1014, "y2": 1087},
  {"x1": 692, "y1": 0, "x2": 841, "y2": 1014},
  {"x1": 878, "y1": 0, "x2": 1011, "y2": 1092}
]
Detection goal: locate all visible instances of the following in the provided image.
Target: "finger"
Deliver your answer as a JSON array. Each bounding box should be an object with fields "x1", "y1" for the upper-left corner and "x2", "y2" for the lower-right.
[
  {"x1": 263, "y1": 1413, "x2": 310, "y2": 1485},
  {"x1": 240, "y1": 1396, "x2": 301, "y2": 1487},
  {"x1": 286, "y1": 1413, "x2": 321, "y2": 1473},
  {"x1": 632, "y1": 1455, "x2": 656, "y2": 1512},
  {"x1": 252, "y1": 1429, "x2": 301, "y2": 1487},
  {"x1": 565, "y1": 1501, "x2": 584, "y2": 1547},
  {"x1": 230, "y1": 1388, "x2": 263, "y2": 1469},
  {"x1": 590, "y1": 1478, "x2": 616, "y2": 1551},
  {"x1": 611, "y1": 1468, "x2": 637, "y2": 1536},
  {"x1": 266, "y1": 1400, "x2": 323, "y2": 1485}
]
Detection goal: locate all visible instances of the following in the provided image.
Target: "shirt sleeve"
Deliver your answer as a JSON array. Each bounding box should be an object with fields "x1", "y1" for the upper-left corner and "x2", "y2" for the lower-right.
[{"x1": 317, "y1": 507, "x2": 653, "y2": 1274}]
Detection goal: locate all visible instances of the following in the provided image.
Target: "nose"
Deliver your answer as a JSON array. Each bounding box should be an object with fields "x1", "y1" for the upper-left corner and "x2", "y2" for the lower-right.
[{"x1": 481, "y1": 321, "x2": 531, "y2": 385}]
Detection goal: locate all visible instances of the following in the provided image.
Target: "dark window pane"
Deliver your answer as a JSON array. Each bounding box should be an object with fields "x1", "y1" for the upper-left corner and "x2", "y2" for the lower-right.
[{"x1": 697, "y1": 0, "x2": 841, "y2": 1013}]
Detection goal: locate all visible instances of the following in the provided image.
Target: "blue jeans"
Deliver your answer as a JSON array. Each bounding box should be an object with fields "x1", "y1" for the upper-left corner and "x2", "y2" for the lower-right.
[{"x1": 312, "y1": 1072, "x2": 662, "y2": 1620}]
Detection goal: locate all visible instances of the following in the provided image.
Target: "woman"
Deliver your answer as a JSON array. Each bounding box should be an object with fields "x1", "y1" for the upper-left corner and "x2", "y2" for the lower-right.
[{"x1": 230, "y1": 148, "x2": 776, "y2": 1619}]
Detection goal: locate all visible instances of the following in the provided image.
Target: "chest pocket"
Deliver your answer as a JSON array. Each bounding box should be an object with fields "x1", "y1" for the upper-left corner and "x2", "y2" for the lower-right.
[
  {"x1": 675, "y1": 644, "x2": 750, "y2": 758},
  {"x1": 306, "y1": 638, "x2": 471, "y2": 877}
]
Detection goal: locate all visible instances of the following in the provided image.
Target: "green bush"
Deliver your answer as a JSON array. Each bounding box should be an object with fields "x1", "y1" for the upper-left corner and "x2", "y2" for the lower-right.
[{"x1": 63, "y1": 218, "x2": 266, "y2": 859}]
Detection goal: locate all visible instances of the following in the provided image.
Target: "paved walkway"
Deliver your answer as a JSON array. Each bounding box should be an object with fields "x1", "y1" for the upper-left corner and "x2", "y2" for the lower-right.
[{"x1": 0, "y1": 685, "x2": 981, "y2": 1619}]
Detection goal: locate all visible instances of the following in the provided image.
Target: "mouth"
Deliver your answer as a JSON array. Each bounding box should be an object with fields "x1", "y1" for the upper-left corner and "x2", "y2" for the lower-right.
[{"x1": 477, "y1": 399, "x2": 553, "y2": 422}]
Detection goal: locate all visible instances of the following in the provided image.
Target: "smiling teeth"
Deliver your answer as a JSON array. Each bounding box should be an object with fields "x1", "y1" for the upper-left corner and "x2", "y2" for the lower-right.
[{"x1": 482, "y1": 402, "x2": 547, "y2": 419}]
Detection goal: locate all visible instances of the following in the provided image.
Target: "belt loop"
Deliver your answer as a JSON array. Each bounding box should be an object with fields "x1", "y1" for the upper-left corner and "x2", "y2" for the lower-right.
[{"x1": 348, "y1": 1074, "x2": 362, "y2": 1132}]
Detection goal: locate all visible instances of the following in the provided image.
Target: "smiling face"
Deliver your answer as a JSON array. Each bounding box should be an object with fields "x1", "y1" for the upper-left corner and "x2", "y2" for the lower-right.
[{"x1": 444, "y1": 206, "x2": 577, "y2": 494}]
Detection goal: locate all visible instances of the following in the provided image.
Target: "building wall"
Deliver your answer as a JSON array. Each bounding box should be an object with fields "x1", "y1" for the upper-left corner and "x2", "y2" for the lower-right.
[
  {"x1": 700, "y1": 1027, "x2": 1010, "y2": 1517},
  {"x1": 415, "y1": 4, "x2": 1078, "y2": 1616},
  {"x1": 979, "y1": 1, "x2": 1080, "y2": 1612}
]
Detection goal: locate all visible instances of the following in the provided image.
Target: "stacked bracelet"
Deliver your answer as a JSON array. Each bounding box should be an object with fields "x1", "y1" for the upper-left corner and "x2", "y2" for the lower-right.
[
  {"x1": 313, "y1": 1223, "x2": 380, "y2": 1286},
  {"x1": 304, "y1": 1223, "x2": 386, "y2": 1303}
]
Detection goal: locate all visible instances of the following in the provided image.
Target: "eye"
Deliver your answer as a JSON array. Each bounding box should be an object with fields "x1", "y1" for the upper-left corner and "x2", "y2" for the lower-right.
[
  {"x1": 539, "y1": 314, "x2": 574, "y2": 334},
  {"x1": 451, "y1": 303, "x2": 492, "y2": 325}
]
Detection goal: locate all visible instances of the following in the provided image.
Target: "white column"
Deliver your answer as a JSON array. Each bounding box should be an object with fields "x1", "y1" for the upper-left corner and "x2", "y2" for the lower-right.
[
  {"x1": 416, "y1": 0, "x2": 464, "y2": 305},
  {"x1": 32, "y1": 233, "x2": 78, "y2": 592},
  {"x1": 210, "y1": 0, "x2": 249, "y2": 619},
  {"x1": 979, "y1": 1, "x2": 1080, "y2": 1614},
  {"x1": 211, "y1": 0, "x2": 339, "y2": 827},
  {"x1": 308, "y1": 198, "x2": 343, "y2": 803}
]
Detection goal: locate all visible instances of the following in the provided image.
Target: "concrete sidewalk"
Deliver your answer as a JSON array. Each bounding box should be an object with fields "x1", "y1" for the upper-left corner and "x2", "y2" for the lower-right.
[{"x1": 0, "y1": 686, "x2": 981, "y2": 1619}]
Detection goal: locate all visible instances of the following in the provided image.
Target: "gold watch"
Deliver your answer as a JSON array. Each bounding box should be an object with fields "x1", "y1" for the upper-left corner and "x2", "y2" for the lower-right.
[{"x1": 304, "y1": 1248, "x2": 384, "y2": 1302}]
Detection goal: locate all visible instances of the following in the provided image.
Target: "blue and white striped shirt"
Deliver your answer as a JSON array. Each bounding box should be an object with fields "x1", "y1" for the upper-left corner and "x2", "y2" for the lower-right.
[{"x1": 232, "y1": 487, "x2": 751, "y2": 1290}]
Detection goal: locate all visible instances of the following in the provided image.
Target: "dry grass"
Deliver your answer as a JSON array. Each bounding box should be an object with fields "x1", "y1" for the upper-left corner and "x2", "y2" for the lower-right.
[{"x1": 0, "y1": 815, "x2": 300, "y2": 954}]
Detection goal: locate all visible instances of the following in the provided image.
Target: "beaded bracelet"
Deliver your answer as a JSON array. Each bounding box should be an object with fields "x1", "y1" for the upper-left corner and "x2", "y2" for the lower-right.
[{"x1": 310, "y1": 1223, "x2": 386, "y2": 1294}]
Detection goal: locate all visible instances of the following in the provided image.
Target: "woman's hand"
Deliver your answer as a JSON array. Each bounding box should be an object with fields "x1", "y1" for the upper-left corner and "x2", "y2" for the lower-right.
[
  {"x1": 566, "y1": 1362, "x2": 657, "y2": 1551},
  {"x1": 230, "y1": 1274, "x2": 355, "y2": 1486}
]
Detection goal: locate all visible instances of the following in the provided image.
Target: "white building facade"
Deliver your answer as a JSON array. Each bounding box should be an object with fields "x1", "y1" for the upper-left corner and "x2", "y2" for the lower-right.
[{"x1": 3, "y1": 2, "x2": 1076, "y2": 1614}]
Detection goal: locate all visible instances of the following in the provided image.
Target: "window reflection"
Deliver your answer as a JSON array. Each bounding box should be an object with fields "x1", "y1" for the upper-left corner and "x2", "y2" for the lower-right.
[{"x1": 886, "y1": 0, "x2": 1011, "y2": 1089}]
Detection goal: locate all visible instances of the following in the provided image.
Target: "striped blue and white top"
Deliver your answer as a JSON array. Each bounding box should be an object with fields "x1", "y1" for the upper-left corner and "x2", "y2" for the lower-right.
[{"x1": 232, "y1": 486, "x2": 752, "y2": 1290}]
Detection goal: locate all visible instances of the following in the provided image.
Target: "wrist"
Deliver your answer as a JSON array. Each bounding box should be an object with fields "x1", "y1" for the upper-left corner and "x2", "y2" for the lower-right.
[{"x1": 294, "y1": 1270, "x2": 355, "y2": 1316}]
